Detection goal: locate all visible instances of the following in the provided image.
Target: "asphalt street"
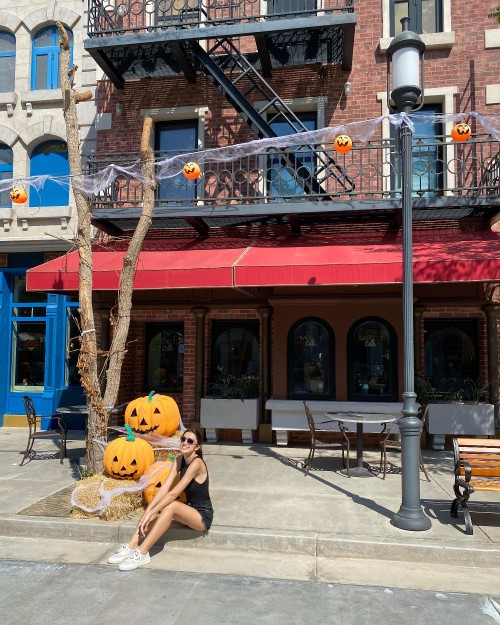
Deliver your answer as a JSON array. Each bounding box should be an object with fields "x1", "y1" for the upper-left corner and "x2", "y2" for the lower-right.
[{"x1": 0, "y1": 560, "x2": 499, "y2": 625}]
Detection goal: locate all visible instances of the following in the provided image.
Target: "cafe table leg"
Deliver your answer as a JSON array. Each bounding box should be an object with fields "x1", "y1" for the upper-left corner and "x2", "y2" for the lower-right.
[{"x1": 349, "y1": 422, "x2": 373, "y2": 478}]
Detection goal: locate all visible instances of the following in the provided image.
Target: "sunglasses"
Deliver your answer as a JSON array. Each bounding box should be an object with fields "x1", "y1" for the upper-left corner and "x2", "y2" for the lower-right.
[{"x1": 180, "y1": 436, "x2": 196, "y2": 445}]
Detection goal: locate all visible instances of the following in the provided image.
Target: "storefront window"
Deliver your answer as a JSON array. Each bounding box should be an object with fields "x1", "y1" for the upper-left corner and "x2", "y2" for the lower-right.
[
  {"x1": 12, "y1": 321, "x2": 46, "y2": 390},
  {"x1": 287, "y1": 318, "x2": 334, "y2": 399},
  {"x1": 347, "y1": 318, "x2": 397, "y2": 401},
  {"x1": 211, "y1": 321, "x2": 259, "y2": 384},
  {"x1": 424, "y1": 319, "x2": 479, "y2": 399},
  {"x1": 145, "y1": 323, "x2": 184, "y2": 392}
]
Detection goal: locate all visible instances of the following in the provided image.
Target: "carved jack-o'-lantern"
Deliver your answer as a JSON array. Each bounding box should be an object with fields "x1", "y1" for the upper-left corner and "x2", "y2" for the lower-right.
[
  {"x1": 125, "y1": 391, "x2": 181, "y2": 436},
  {"x1": 333, "y1": 134, "x2": 353, "y2": 153},
  {"x1": 182, "y1": 162, "x2": 201, "y2": 179},
  {"x1": 103, "y1": 424, "x2": 155, "y2": 480},
  {"x1": 142, "y1": 459, "x2": 185, "y2": 504},
  {"x1": 10, "y1": 186, "x2": 28, "y2": 204},
  {"x1": 451, "y1": 123, "x2": 472, "y2": 142}
]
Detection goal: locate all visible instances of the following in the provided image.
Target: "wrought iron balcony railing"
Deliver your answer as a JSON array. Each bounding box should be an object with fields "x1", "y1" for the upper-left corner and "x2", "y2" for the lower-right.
[
  {"x1": 87, "y1": 134, "x2": 500, "y2": 213},
  {"x1": 87, "y1": 0, "x2": 354, "y2": 36}
]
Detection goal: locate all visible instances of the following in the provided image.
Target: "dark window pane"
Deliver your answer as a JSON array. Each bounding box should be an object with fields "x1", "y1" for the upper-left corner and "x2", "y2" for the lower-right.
[
  {"x1": 12, "y1": 322, "x2": 46, "y2": 389},
  {"x1": 287, "y1": 318, "x2": 334, "y2": 399},
  {"x1": 145, "y1": 323, "x2": 184, "y2": 392},
  {"x1": 268, "y1": 113, "x2": 316, "y2": 199},
  {"x1": 13, "y1": 276, "x2": 47, "y2": 303},
  {"x1": 212, "y1": 322, "x2": 259, "y2": 381},
  {"x1": 155, "y1": 120, "x2": 198, "y2": 204},
  {"x1": 348, "y1": 318, "x2": 397, "y2": 401},
  {"x1": 424, "y1": 319, "x2": 479, "y2": 399},
  {"x1": 0, "y1": 31, "x2": 15, "y2": 53}
]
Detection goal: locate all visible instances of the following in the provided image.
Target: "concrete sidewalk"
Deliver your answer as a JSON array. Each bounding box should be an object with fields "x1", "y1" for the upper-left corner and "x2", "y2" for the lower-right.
[{"x1": 1, "y1": 427, "x2": 499, "y2": 595}]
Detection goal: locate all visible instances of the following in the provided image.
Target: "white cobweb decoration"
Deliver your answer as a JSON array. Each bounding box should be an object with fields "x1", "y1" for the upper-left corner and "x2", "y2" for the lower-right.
[{"x1": 1, "y1": 111, "x2": 499, "y2": 197}]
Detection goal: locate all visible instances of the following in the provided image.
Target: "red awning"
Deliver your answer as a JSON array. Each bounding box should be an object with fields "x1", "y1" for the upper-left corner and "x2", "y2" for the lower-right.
[{"x1": 27, "y1": 231, "x2": 500, "y2": 292}]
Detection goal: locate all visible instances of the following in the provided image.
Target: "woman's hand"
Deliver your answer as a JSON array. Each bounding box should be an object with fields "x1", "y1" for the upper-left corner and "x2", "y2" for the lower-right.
[{"x1": 138, "y1": 509, "x2": 158, "y2": 536}]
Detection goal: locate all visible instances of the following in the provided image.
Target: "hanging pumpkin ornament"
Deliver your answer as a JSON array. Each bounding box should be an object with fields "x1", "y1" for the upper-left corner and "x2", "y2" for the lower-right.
[
  {"x1": 333, "y1": 134, "x2": 353, "y2": 154},
  {"x1": 103, "y1": 424, "x2": 155, "y2": 480},
  {"x1": 182, "y1": 162, "x2": 201, "y2": 179},
  {"x1": 10, "y1": 186, "x2": 28, "y2": 204},
  {"x1": 125, "y1": 390, "x2": 181, "y2": 436},
  {"x1": 142, "y1": 459, "x2": 185, "y2": 504},
  {"x1": 451, "y1": 122, "x2": 472, "y2": 142}
]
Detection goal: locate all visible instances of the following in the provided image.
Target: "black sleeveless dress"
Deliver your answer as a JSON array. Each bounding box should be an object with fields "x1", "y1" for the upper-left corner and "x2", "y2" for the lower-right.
[{"x1": 180, "y1": 456, "x2": 214, "y2": 530}]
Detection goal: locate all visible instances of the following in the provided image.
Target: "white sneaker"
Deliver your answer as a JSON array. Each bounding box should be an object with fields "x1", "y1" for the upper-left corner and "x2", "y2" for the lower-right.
[
  {"x1": 118, "y1": 548, "x2": 151, "y2": 571},
  {"x1": 107, "y1": 544, "x2": 133, "y2": 564}
]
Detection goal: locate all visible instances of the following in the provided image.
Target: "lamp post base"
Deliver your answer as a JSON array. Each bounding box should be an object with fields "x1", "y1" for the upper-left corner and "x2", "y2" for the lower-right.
[{"x1": 391, "y1": 506, "x2": 432, "y2": 531}]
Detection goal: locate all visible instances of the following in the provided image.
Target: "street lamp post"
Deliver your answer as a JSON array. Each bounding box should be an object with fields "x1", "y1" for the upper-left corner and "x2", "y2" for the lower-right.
[{"x1": 386, "y1": 17, "x2": 431, "y2": 531}]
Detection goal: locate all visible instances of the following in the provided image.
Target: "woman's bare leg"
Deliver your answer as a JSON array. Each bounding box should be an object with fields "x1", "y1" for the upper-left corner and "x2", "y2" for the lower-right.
[{"x1": 137, "y1": 501, "x2": 205, "y2": 554}]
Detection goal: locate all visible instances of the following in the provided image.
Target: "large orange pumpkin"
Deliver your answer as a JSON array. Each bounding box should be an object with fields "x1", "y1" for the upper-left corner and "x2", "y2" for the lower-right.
[
  {"x1": 142, "y1": 459, "x2": 186, "y2": 504},
  {"x1": 103, "y1": 424, "x2": 155, "y2": 480},
  {"x1": 125, "y1": 391, "x2": 181, "y2": 436}
]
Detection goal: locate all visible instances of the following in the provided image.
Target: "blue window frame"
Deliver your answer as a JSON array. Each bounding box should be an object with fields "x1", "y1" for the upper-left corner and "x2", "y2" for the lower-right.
[
  {"x1": 390, "y1": 0, "x2": 442, "y2": 36},
  {"x1": 267, "y1": 112, "x2": 317, "y2": 199},
  {"x1": 32, "y1": 26, "x2": 73, "y2": 90},
  {"x1": 0, "y1": 143, "x2": 13, "y2": 208},
  {"x1": 155, "y1": 120, "x2": 198, "y2": 205},
  {"x1": 30, "y1": 141, "x2": 69, "y2": 206},
  {"x1": 0, "y1": 31, "x2": 15, "y2": 92}
]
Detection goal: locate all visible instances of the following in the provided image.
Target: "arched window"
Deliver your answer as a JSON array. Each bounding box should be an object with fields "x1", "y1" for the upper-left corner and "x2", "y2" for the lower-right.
[
  {"x1": 144, "y1": 323, "x2": 184, "y2": 392},
  {"x1": 347, "y1": 317, "x2": 397, "y2": 401},
  {"x1": 287, "y1": 317, "x2": 334, "y2": 399},
  {"x1": 30, "y1": 141, "x2": 69, "y2": 206},
  {"x1": 211, "y1": 321, "x2": 260, "y2": 384},
  {"x1": 0, "y1": 143, "x2": 13, "y2": 207},
  {"x1": 0, "y1": 31, "x2": 15, "y2": 92},
  {"x1": 424, "y1": 319, "x2": 479, "y2": 399},
  {"x1": 32, "y1": 26, "x2": 73, "y2": 90}
]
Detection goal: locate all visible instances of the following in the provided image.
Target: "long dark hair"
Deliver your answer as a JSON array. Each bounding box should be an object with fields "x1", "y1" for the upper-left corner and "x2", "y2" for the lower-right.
[{"x1": 183, "y1": 428, "x2": 203, "y2": 458}]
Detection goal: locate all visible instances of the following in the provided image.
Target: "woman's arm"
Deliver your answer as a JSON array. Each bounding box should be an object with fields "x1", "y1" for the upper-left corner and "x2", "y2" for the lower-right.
[{"x1": 138, "y1": 457, "x2": 205, "y2": 535}]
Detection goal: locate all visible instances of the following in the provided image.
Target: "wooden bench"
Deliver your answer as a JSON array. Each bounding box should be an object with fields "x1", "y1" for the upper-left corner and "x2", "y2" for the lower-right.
[{"x1": 450, "y1": 437, "x2": 500, "y2": 535}]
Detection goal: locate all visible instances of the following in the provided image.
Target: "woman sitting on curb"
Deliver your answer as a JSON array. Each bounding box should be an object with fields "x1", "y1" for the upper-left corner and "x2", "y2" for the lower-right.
[{"x1": 107, "y1": 428, "x2": 214, "y2": 571}]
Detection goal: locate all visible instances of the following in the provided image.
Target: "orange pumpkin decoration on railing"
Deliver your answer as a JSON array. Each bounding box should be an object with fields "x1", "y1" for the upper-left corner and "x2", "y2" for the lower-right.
[
  {"x1": 451, "y1": 122, "x2": 472, "y2": 142},
  {"x1": 10, "y1": 186, "x2": 28, "y2": 204},
  {"x1": 103, "y1": 424, "x2": 154, "y2": 480},
  {"x1": 333, "y1": 134, "x2": 353, "y2": 153},
  {"x1": 125, "y1": 391, "x2": 180, "y2": 436}
]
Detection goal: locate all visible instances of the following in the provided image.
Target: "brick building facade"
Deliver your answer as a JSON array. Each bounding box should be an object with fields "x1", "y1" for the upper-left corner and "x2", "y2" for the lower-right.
[{"x1": 27, "y1": 0, "x2": 500, "y2": 443}]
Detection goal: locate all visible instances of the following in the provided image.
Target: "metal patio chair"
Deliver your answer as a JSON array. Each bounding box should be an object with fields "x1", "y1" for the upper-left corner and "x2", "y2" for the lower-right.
[
  {"x1": 20, "y1": 396, "x2": 68, "y2": 465},
  {"x1": 303, "y1": 400, "x2": 351, "y2": 476},
  {"x1": 379, "y1": 404, "x2": 430, "y2": 481}
]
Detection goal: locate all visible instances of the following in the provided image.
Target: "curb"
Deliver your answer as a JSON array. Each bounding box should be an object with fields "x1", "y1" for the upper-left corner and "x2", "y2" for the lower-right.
[{"x1": 2, "y1": 514, "x2": 500, "y2": 568}]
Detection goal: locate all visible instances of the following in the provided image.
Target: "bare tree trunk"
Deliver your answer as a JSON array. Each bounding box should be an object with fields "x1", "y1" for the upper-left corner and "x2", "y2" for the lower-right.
[{"x1": 57, "y1": 23, "x2": 155, "y2": 472}]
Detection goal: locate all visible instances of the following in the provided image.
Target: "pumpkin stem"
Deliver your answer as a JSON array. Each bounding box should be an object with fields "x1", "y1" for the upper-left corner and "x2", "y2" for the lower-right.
[
  {"x1": 124, "y1": 424, "x2": 135, "y2": 441},
  {"x1": 148, "y1": 390, "x2": 156, "y2": 402}
]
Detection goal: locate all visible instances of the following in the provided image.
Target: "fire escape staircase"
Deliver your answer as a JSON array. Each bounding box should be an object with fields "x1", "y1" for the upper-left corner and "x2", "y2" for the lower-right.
[{"x1": 189, "y1": 38, "x2": 354, "y2": 231}]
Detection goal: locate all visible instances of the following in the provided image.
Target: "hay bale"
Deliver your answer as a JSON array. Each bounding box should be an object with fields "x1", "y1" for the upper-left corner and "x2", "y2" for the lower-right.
[
  {"x1": 154, "y1": 449, "x2": 181, "y2": 462},
  {"x1": 71, "y1": 474, "x2": 144, "y2": 521}
]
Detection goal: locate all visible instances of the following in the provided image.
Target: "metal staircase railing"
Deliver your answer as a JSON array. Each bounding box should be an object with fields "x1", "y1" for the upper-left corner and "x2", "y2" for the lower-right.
[{"x1": 190, "y1": 39, "x2": 354, "y2": 195}]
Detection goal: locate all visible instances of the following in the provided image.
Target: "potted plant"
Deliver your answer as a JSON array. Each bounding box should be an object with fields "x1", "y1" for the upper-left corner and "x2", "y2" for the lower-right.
[
  {"x1": 200, "y1": 371, "x2": 261, "y2": 444},
  {"x1": 416, "y1": 375, "x2": 495, "y2": 450}
]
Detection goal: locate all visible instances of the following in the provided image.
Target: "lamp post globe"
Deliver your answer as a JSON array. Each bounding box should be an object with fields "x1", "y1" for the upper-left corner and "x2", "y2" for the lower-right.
[{"x1": 387, "y1": 18, "x2": 431, "y2": 532}]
